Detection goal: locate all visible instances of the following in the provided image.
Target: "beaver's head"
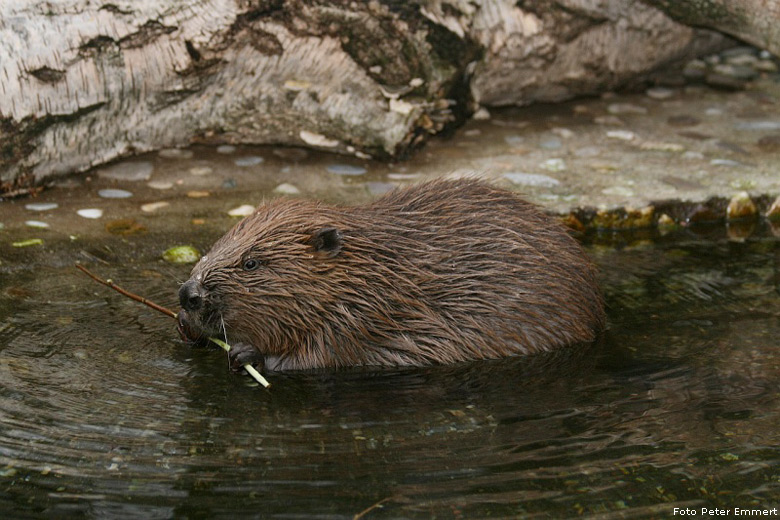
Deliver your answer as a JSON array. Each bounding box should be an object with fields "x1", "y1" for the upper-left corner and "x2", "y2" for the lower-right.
[{"x1": 177, "y1": 198, "x2": 347, "y2": 356}]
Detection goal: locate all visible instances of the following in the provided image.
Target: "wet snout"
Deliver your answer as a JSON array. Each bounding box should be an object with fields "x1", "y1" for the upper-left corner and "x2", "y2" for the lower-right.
[{"x1": 179, "y1": 279, "x2": 206, "y2": 312}]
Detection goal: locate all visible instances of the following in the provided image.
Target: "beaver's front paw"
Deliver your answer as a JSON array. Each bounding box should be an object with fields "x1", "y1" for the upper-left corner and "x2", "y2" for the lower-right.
[{"x1": 228, "y1": 342, "x2": 264, "y2": 373}]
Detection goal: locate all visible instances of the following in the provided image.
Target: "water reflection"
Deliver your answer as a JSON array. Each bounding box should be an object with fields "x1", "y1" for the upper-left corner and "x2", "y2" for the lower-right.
[{"x1": 0, "y1": 228, "x2": 778, "y2": 518}]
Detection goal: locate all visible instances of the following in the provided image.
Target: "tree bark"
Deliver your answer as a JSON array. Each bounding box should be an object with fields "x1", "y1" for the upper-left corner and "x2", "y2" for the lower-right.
[
  {"x1": 644, "y1": 0, "x2": 780, "y2": 56},
  {"x1": 0, "y1": 0, "x2": 740, "y2": 194}
]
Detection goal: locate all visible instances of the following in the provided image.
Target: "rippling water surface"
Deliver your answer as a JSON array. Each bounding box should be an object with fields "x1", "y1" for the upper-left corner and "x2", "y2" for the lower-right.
[{"x1": 1, "y1": 225, "x2": 778, "y2": 519}]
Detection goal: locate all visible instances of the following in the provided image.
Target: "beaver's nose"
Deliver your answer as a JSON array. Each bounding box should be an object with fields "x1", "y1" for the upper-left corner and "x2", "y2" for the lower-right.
[{"x1": 179, "y1": 280, "x2": 205, "y2": 311}]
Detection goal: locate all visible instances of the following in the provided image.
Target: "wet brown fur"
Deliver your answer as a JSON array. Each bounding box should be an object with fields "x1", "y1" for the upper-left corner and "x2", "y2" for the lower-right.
[{"x1": 179, "y1": 179, "x2": 605, "y2": 370}]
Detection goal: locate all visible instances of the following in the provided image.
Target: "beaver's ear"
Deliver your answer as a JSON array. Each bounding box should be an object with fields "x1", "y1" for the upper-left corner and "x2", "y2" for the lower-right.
[{"x1": 308, "y1": 227, "x2": 343, "y2": 258}]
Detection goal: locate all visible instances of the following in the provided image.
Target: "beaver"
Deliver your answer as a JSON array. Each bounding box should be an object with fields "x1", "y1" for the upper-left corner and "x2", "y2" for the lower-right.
[{"x1": 177, "y1": 179, "x2": 605, "y2": 372}]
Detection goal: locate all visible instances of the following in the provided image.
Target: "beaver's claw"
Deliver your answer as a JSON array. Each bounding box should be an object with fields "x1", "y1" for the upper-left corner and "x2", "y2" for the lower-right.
[{"x1": 228, "y1": 342, "x2": 264, "y2": 373}]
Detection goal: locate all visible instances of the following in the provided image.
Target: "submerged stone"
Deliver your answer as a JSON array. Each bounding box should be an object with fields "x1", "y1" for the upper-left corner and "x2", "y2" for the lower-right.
[
  {"x1": 163, "y1": 246, "x2": 200, "y2": 264},
  {"x1": 189, "y1": 166, "x2": 213, "y2": 176},
  {"x1": 141, "y1": 202, "x2": 170, "y2": 213},
  {"x1": 539, "y1": 158, "x2": 566, "y2": 172},
  {"x1": 216, "y1": 145, "x2": 236, "y2": 154},
  {"x1": 159, "y1": 148, "x2": 194, "y2": 159},
  {"x1": 228, "y1": 205, "x2": 255, "y2": 217},
  {"x1": 98, "y1": 162, "x2": 154, "y2": 182},
  {"x1": 326, "y1": 164, "x2": 367, "y2": 176},
  {"x1": 234, "y1": 156, "x2": 264, "y2": 167},
  {"x1": 147, "y1": 181, "x2": 174, "y2": 190},
  {"x1": 98, "y1": 189, "x2": 133, "y2": 199},
  {"x1": 25, "y1": 220, "x2": 50, "y2": 229},
  {"x1": 503, "y1": 172, "x2": 560, "y2": 188},
  {"x1": 273, "y1": 183, "x2": 301, "y2": 195},
  {"x1": 726, "y1": 192, "x2": 757, "y2": 220},
  {"x1": 77, "y1": 209, "x2": 103, "y2": 219},
  {"x1": 25, "y1": 203, "x2": 58, "y2": 211}
]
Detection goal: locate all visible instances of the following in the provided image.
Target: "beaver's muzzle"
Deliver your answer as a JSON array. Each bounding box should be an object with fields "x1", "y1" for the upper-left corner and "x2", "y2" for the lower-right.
[
  {"x1": 179, "y1": 279, "x2": 206, "y2": 312},
  {"x1": 177, "y1": 280, "x2": 210, "y2": 345}
]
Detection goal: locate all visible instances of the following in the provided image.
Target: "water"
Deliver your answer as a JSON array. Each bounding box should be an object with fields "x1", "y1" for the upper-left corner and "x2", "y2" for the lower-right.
[{"x1": 0, "y1": 223, "x2": 777, "y2": 518}]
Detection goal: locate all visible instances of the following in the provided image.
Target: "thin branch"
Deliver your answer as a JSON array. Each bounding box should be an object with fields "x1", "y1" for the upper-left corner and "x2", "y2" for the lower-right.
[
  {"x1": 75, "y1": 263, "x2": 178, "y2": 319},
  {"x1": 75, "y1": 263, "x2": 272, "y2": 388}
]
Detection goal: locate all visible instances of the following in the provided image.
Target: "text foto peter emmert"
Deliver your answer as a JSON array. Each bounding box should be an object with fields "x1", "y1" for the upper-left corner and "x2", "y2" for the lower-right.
[{"x1": 673, "y1": 507, "x2": 778, "y2": 516}]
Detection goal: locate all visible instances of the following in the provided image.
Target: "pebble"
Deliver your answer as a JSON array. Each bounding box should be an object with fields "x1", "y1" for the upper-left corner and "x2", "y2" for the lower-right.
[
  {"x1": 222, "y1": 179, "x2": 237, "y2": 189},
  {"x1": 98, "y1": 161, "x2": 154, "y2": 182},
  {"x1": 574, "y1": 146, "x2": 600, "y2": 157},
  {"x1": 607, "y1": 103, "x2": 647, "y2": 115},
  {"x1": 141, "y1": 202, "x2": 170, "y2": 213},
  {"x1": 25, "y1": 220, "x2": 50, "y2": 229},
  {"x1": 539, "y1": 158, "x2": 566, "y2": 172},
  {"x1": 504, "y1": 135, "x2": 525, "y2": 147},
  {"x1": 710, "y1": 159, "x2": 744, "y2": 167},
  {"x1": 472, "y1": 107, "x2": 491, "y2": 120},
  {"x1": 366, "y1": 182, "x2": 395, "y2": 196},
  {"x1": 645, "y1": 87, "x2": 674, "y2": 100},
  {"x1": 162, "y1": 246, "x2": 200, "y2": 264},
  {"x1": 187, "y1": 191, "x2": 210, "y2": 198},
  {"x1": 273, "y1": 148, "x2": 309, "y2": 161},
  {"x1": 216, "y1": 145, "x2": 236, "y2": 154},
  {"x1": 682, "y1": 151, "x2": 705, "y2": 160},
  {"x1": 727, "y1": 192, "x2": 757, "y2": 220},
  {"x1": 503, "y1": 172, "x2": 560, "y2": 188},
  {"x1": 606, "y1": 130, "x2": 636, "y2": 141},
  {"x1": 25, "y1": 203, "x2": 58, "y2": 211},
  {"x1": 234, "y1": 156, "x2": 264, "y2": 167},
  {"x1": 326, "y1": 164, "x2": 367, "y2": 176},
  {"x1": 602, "y1": 186, "x2": 634, "y2": 197},
  {"x1": 705, "y1": 107, "x2": 724, "y2": 116},
  {"x1": 735, "y1": 120, "x2": 780, "y2": 131},
  {"x1": 158, "y1": 148, "x2": 193, "y2": 159},
  {"x1": 189, "y1": 166, "x2": 213, "y2": 176},
  {"x1": 639, "y1": 141, "x2": 685, "y2": 152},
  {"x1": 77, "y1": 209, "x2": 103, "y2": 219},
  {"x1": 147, "y1": 181, "x2": 174, "y2": 190},
  {"x1": 273, "y1": 183, "x2": 301, "y2": 195},
  {"x1": 551, "y1": 127, "x2": 574, "y2": 139},
  {"x1": 228, "y1": 205, "x2": 255, "y2": 217},
  {"x1": 539, "y1": 137, "x2": 562, "y2": 150},
  {"x1": 98, "y1": 189, "x2": 132, "y2": 199}
]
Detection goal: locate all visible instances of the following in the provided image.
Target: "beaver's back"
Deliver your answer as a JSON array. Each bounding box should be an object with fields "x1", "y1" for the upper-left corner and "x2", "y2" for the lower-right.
[{"x1": 285, "y1": 179, "x2": 605, "y2": 367}]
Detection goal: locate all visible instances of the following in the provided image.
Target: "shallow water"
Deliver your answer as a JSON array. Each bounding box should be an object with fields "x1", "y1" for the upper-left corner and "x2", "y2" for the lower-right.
[{"x1": 0, "y1": 220, "x2": 777, "y2": 518}]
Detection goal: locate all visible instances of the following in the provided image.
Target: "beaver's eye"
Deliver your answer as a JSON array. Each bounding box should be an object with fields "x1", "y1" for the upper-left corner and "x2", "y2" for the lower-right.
[{"x1": 242, "y1": 258, "x2": 260, "y2": 271}]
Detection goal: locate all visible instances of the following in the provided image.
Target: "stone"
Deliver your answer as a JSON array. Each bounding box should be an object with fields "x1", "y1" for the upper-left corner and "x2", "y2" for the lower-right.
[
  {"x1": 97, "y1": 162, "x2": 154, "y2": 182},
  {"x1": 726, "y1": 192, "x2": 757, "y2": 220},
  {"x1": 503, "y1": 172, "x2": 560, "y2": 188},
  {"x1": 273, "y1": 183, "x2": 301, "y2": 195}
]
